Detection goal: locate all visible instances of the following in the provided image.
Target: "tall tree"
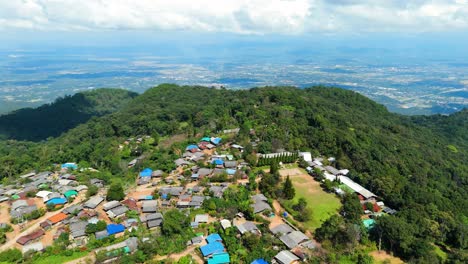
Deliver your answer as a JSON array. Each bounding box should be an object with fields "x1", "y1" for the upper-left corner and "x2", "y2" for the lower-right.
[
  {"x1": 162, "y1": 209, "x2": 190, "y2": 235},
  {"x1": 282, "y1": 175, "x2": 295, "y2": 199},
  {"x1": 106, "y1": 182, "x2": 125, "y2": 201},
  {"x1": 341, "y1": 193, "x2": 362, "y2": 223}
]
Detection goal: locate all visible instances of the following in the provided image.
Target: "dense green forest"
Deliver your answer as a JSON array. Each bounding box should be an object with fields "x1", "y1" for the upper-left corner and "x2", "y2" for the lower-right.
[
  {"x1": 0, "y1": 84, "x2": 466, "y2": 262},
  {"x1": 0, "y1": 88, "x2": 138, "y2": 141}
]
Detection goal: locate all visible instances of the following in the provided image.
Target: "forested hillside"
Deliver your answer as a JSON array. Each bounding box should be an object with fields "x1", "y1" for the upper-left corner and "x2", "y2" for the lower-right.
[
  {"x1": 0, "y1": 88, "x2": 138, "y2": 141},
  {"x1": 0, "y1": 84, "x2": 466, "y2": 261}
]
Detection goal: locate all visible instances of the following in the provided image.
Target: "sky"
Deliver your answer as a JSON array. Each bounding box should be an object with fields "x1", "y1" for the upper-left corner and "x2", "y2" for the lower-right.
[
  {"x1": 0, "y1": 0, "x2": 467, "y2": 59},
  {"x1": 1, "y1": 0, "x2": 468, "y2": 34}
]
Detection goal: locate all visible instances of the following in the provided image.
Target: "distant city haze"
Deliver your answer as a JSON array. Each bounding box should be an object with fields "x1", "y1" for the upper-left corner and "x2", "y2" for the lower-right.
[{"x1": 1, "y1": 0, "x2": 467, "y2": 115}]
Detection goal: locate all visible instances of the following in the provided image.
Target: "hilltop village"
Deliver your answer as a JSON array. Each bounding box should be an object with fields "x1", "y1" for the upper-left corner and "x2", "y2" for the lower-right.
[{"x1": 0, "y1": 130, "x2": 397, "y2": 264}]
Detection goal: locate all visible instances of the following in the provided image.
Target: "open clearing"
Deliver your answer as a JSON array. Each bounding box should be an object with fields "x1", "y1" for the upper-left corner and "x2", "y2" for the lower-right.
[
  {"x1": 279, "y1": 168, "x2": 341, "y2": 231},
  {"x1": 369, "y1": 250, "x2": 404, "y2": 264}
]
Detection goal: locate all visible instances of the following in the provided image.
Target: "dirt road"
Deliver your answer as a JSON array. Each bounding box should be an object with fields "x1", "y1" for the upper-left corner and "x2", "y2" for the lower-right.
[{"x1": 154, "y1": 243, "x2": 205, "y2": 264}]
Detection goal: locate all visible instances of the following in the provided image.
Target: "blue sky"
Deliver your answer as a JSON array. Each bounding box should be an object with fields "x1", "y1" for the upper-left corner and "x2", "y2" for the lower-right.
[
  {"x1": 1, "y1": 1, "x2": 468, "y2": 33},
  {"x1": 1, "y1": 0, "x2": 467, "y2": 58}
]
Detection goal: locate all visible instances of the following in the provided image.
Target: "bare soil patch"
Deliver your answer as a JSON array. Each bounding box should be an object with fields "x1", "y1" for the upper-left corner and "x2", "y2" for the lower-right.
[{"x1": 369, "y1": 250, "x2": 405, "y2": 264}]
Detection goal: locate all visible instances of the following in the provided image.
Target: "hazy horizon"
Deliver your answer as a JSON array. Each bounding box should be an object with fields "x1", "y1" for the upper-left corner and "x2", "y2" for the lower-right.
[{"x1": 1, "y1": 0, "x2": 467, "y2": 115}]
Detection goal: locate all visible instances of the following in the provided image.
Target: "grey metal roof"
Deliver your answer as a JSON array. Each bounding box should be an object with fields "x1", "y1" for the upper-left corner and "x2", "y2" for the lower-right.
[
  {"x1": 11, "y1": 200, "x2": 28, "y2": 210},
  {"x1": 191, "y1": 195, "x2": 205, "y2": 203},
  {"x1": 236, "y1": 221, "x2": 259, "y2": 234},
  {"x1": 84, "y1": 196, "x2": 104, "y2": 209},
  {"x1": 274, "y1": 250, "x2": 299, "y2": 264},
  {"x1": 191, "y1": 236, "x2": 203, "y2": 244},
  {"x1": 174, "y1": 158, "x2": 191, "y2": 167},
  {"x1": 138, "y1": 177, "x2": 151, "y2": 185},
  {"x1": 279, "y1": 234, "x2": 298, "y2": 249},
  {"x1": 213, "y1": 168, "x2": 225, "y2": 175},
  {"x1": 70, "y1": 221, "x2": 88, "y2": 238},
  {"x1": 103, "y1": 200, "x2": 121, "y2": 211},
  {"x1": 11, "y1": 205, "x2": 37, "y2": 218},
  {"x1": 142, "y1": 200, "x2": 158, "y2": 213},
  {"x1": 194, "y1": 214, "x2": 209, "y2": 223},
  {"x1": 252, "y1": 193, "x2": 268, "y2": 202},
  {"x1": 179, "y1": 194, "x2": 191, "y2": 201},
  {"x1": 125, "y1": 237, "x2": 138, "y2": 251},
  {"x1": 288, "y1": 231, "x2": 309, "y2": 245},
  {"x1": 147, "y1": 219, "x2": 163, "y2": 228},
  {"x1": 108, "y1": 205, "x2": 128, "y2": 218},
  {"x1": 63, "y1": 204, "x2": 83, "y2": 215},
  {"x1": 22, "y1": 241, "x2": 43, "y2": 253},
  {"x1": 325, "y1": 166, "x2": 341, "y2": 175},
  {"x1": 146, "y1": 213, "x2": 163, "y2": 221},
  {"x1": 198, "y1": 168, "x2": 212, "y2": 177},
  {"x1": 252, "y1": 200, "x2": 272, "y2": 214},
  {"x1": 90, "y1": 178, "x2": 104, "y2": 184},
  {"x1": 279, "y1": 231, "x2": 309, "y2": 249},
  {"x1": 224, "y1": 161, "x2": 237, "y2": 168},
  {"x1": 270, "y1": 224, "x2": 294, "y2": 235},
  {"x1": 95, "y1": 230, "x2": 109, "y2": 239},
  {"x1": 152, "y1": 170, "x2": 164, "y2": 177}
]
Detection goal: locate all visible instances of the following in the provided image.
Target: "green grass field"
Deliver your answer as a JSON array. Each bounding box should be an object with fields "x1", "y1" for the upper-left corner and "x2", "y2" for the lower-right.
[
  {"x1": 282, "y1": 169, "x2": 342, "y2": 231},
  {"x1": 32, "y1": 251, "x2": 89, "y2": 264}
]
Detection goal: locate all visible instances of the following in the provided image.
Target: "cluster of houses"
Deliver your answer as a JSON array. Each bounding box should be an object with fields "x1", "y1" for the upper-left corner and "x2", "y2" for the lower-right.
[
  {"x1": 301, "y1": 153, "x2": 397, "y2": 228},
  {"x1": 0, "y1": 168, "x2": 90, "y2": 223},
  {"x1": 185, "y1": 190, "x2": 315, "y2": 264},
  {"x1": 0, "y1": 129, "x2": 400, "y2": 264}
]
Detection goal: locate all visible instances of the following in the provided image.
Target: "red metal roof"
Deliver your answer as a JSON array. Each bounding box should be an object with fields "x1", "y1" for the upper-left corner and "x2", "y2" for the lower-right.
[
  {"x1": 48, "y1": 212, "x2": 68, "y2": 224},
  {"x1": 17, "y1": 229, "x2": 45, "y2": 245}
]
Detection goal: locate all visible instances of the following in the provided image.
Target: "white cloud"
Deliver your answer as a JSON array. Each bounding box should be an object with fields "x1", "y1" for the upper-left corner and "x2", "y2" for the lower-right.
[{"x1": 0, "y1": 0, "x2": 467, "y2": 34}]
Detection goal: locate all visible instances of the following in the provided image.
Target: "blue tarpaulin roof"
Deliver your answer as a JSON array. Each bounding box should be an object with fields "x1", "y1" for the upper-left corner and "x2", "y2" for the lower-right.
[
  {"x1": 211, "y1": 137, "x2": 222, "y2": 145},
  {"x1": 61, "y1": 163, "x2": 78, "y2": 169},
  {"x1": 363, "y1": 219, "x2": 375, "y2": 230},
  {"x1": 251, "y1": 259, "x2": 269, "y2": 264},
  {"x1": 200, "y1": 241, "x2": 225, "y2": 256},
  {"x1": 140, "y1": 168, "x2": 153, "y2": 177},
  {"x1": 206, "y1": 233, "x2": 223, "y2": 244},
  {"x1": 107, "y1": 224, "x2": 125, "y2": 235},
  {"x1": 201, "y1": 137, "x2": 211, "y2": 142},
  {"x1": 212, "y1": 159, "x2": 224, "y2": 165},
  {"x1": 208, "y1": 253, "x2": 230, "y2": 264},
  {"x1": 186, "y1": 144, "x2": 199, "y2": 150},
  {"x1": 47, "y1": 197, "x2": 67, "y2": 205},
  {"x1": 226, "y1": 169, "x2": 236, "y2": 175}
]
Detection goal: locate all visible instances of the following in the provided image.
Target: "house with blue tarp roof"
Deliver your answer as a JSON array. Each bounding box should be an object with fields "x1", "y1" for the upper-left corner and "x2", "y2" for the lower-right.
[
  {"x1": 139, "y1": 168, "x2": 153, "y2": 177},
  {"x1": 107, "y1": 224, "x2": 125, "y2": 235},
  {"x1": 212, "y1": 159, "x2": 224, "y2": 166},
  {"x1": 200, "y1": 241, "x2": 225, "y2": 257},
  {"x1": 251, "y1": 259, "x2": 268, "y2": 264},
  {"x1": 61, "y1": 163, "x2": 78, "y2": 170},
  {"x1": 201, "y1": 137, "x2": 211, "y2": 142},
  {"x1": 363, "y1": 219, "x2": 375, "y2": 230},
  {"x1": 208, "y1": 252, "x2": 230, "y2": 264},
  {"x1": 186, "y1": 144, "x2": 199, "y2": 150},
  {"x1": 211, "y1": 137, "x2": 222, "y2": 145},
  {"x1": 47, "y1": 197, "x2": 67, "y2": 206},
  {"x1": 206, "y1": 233, "x2": 222, "y2": 244}
]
